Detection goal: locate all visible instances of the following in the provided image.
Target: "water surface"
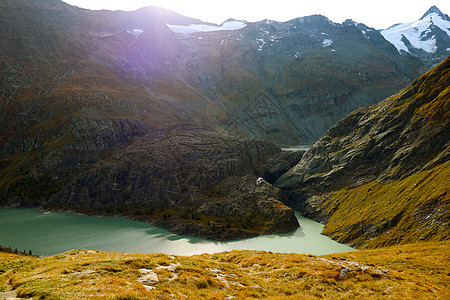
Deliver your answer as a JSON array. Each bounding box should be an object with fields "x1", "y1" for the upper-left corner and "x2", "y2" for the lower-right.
[
  {"x1": 281, "y1": 145, "x2": 312, "y2": 151},
  {"x1": 0, "y1": 209, "x2": 353, "y2": 256}
]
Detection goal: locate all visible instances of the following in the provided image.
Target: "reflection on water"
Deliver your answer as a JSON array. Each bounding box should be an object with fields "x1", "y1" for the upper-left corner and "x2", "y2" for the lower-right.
[
  {"x1": 0, "y1": 209, "x2": 353, "y2": 256},
  {"x1": 281, "y1": 145, "x2": 312, "y2": 151}
]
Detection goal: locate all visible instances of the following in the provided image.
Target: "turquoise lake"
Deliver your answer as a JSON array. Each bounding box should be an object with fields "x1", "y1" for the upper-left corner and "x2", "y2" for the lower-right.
[{"x1": 0, "y1": 209, "x2": 354, "y2": 256}]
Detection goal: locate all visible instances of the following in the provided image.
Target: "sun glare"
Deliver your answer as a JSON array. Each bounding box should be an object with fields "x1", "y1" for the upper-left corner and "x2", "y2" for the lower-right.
[{"x1": 62, "y1": 0, "x2": 450, "y2": 29}]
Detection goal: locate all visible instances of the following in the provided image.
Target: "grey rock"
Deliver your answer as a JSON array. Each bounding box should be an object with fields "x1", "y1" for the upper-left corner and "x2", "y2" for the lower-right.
[
  {"x1": 45, "y1": 125, "x2": 298, "y2": 240},
  {"x1": 257, "y1": 150, "x2": 305, "y2": 184},
  {"x1": 339, "y1": 267, "x2": 351, "y2": 280},
  {"x1": 137, "y1": 270, "x2": 159, "y2": 285}
]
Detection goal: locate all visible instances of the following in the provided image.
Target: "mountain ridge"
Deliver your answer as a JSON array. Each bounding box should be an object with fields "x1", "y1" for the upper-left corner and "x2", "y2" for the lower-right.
[
  {"x1": 1, "y1": 241, "x2": 449, "y2": 299},
  {"x1": 420, "y1": 5, "x2": 450, "y2": 21},
  {"x1": 275, "y1": 57, "x2": 450, "y2": 248}
]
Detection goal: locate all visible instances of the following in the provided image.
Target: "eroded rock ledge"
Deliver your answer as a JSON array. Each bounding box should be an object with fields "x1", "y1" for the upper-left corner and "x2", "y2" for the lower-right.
[{"x1": 40, "y1": 125, "x2": 301, "y2": 240}]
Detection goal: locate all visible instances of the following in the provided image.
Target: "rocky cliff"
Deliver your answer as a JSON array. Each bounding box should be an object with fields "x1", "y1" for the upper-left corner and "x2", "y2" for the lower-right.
[
  {"x1": 40, "y1": 124, "x2": 299, "y2": 240},
  {"x1": 276, "y1": 57, "x2": 450, "y2": 248},
  {"x1": 180, "y1": 14, "x2": 426, "y2": 144}
]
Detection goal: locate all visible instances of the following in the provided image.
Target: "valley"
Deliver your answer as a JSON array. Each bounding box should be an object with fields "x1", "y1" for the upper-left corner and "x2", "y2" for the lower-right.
[
  {"x1": 1, "y1": 0, "x2": 443, "y2": 241},
  {"x1": 0, "y1": 1, "x2": 449, "y2": 298}
]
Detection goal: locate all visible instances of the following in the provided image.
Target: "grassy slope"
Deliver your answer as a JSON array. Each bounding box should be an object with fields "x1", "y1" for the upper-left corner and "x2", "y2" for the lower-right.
[
  {"x1": 0, "y1": 241, "x2": 448, "y2": 299},
  {"x1": 320, "y1": 161, "x2": 449, "y2": 248},
  {"x1": 291, "y1": 57, "x2": 450, "y2": 249}
]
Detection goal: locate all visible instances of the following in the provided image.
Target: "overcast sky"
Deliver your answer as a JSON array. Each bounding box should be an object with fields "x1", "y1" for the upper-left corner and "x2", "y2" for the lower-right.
[{"x1": 62, "y1": 0, "x2": 449, "y2": 29}]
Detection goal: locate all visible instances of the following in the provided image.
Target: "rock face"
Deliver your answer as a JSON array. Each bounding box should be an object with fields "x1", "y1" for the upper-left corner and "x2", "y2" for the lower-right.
[
  {"x1": 256, "y1": 150, "x2": 305, "y2": 184},
  {"x1": 0, "y1": 1, "x2": 301, "y2": 239},
  {"x1": 276, "y1": 57, "x2": 450, "y2": 248},
  {"x1": 183, "y1": 15, "x2": 425, "y2": 144},
  {"x1": 40, "y1": 124, "x2": 299, "y2": 240}
]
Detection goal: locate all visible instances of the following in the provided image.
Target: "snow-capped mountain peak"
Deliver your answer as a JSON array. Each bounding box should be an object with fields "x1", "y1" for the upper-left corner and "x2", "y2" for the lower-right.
[
  {"x1": 420, "y1": 5, "x2": 450, "y2": 21},
  {"x1": 381, "y1": 6, "x2": 450, "y2": 67}
]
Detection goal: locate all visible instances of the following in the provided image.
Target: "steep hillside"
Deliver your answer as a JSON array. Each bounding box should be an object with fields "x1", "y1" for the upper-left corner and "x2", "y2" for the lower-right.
[
  {"x1": 179, "y1": 14, "x2": 425, "y2": 144},
  {"x1": 276, "y1": 57, "x2": 450, "y2": 248},
  {"x1": 43, "y1": 124, "x2": 299, "y2": 240},
  {"x1": 1, "y1": 241, "x2": 448, "y2": 299}
]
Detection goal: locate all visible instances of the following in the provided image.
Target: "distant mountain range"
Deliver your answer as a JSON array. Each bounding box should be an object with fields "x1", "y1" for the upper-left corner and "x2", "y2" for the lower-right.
[{"x1": 0, "y1": 0, "x2": 447, "y2": 240}]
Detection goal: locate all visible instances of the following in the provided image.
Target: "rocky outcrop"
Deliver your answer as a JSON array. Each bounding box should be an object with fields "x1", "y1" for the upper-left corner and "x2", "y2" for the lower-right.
[
  {"x1": 276, "y1": 57, "x2": 450, "y2": 248},
  {"x1": 256, "y1": 150, "x2": 305, "y2": 184},
  {"x1": 42, "y1": 125, "x2": 298, "y2": 240}
]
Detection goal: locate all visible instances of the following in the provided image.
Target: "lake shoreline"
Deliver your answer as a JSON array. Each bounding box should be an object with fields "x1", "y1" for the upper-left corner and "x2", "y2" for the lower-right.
[
  {"x1": 0, "y1": 208, "x2": 354, "y2": 257},
  {"x1": 30, "y1": 206, "x2": 296, "y2": 242}
]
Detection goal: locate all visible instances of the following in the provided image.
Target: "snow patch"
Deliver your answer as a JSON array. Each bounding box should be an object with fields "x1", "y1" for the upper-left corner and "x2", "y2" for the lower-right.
[
  {"x1": 256, "y1": 177, "x2": 265, "y2": 185},
  {"x1": 322, "y1": 39, "x2": 334, "y2": 47},
  {"x1": 127, "y1": 29, "x2": 144, "y2": 36},
  {"x1": 168, "y1": 21, "x2": 246, "y2": 34},
  {"x1": 256, "y1": 38, "x2": 267, "y2": 51},
  {"x1": 381, "y1": 12, "x2": 449, "y2": 53},
  {"x1": 269, "y1": 35, "x2": 282, "y2": 42}
]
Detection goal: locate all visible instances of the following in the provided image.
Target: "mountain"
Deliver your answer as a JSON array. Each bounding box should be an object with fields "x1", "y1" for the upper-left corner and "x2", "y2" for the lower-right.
[
  {"x1": 381, "y1": 5, "x2": 450, "y2": 68},
  {"x1": 276, "y1": 57, "x2": 450, "y2": 248},
  {"x1": 420, "y1": 5, "x2": 450, "y2": 21},
  {"x1": 179, "y1": 14, "x2": 425, "y2": 145},
  {"x1": 0, "y1": 0, "x2": 303, "y2": 239},
  {"x1": 0, "y1": 0, "x2": 431, "y2": 239}
]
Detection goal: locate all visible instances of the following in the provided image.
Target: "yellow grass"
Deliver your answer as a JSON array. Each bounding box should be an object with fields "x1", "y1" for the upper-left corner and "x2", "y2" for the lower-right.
[
  {"x1": 1, "y1": 241, "x2": 448, "y2": 299},
  {"x1": 317, "y1": 161, "x2": 450, "y2": 248}
]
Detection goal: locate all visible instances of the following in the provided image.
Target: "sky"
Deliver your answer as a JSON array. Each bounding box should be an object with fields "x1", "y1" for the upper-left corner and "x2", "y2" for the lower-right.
[{"x1": 62, "y1": 0, "x2": 450, "y2": 30}]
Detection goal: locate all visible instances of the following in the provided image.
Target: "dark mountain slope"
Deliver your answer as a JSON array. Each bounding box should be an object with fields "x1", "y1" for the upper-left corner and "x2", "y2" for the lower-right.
[
  {"x1": 276, "y1": 57, "x2": 450, "y2": 248},
  {"x1": 180, "y1": 15, "x2": 426, "y2": 144},
  {"x1": 43, "y1": 124, "x2": 299, "y2": 240}
]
